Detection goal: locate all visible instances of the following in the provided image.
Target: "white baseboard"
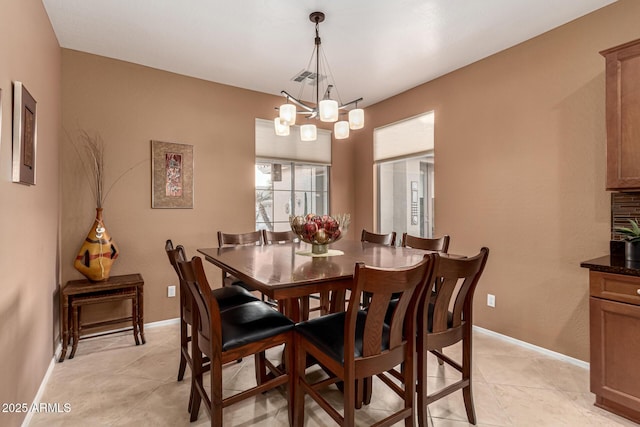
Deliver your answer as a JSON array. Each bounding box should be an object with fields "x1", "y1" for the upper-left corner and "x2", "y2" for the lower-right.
[
  {"x1": 21, "y1": 342, "x2": 61, "y2": 427},
  {"x1": 473, "y1": 325, "x2": 590, "y2": 369},
  {"x1": 22, "y1": 318, "x2": 180, "y2": 426},
  {"x1": 144, "y1": 317, "x2": 180, "y2": 329}
]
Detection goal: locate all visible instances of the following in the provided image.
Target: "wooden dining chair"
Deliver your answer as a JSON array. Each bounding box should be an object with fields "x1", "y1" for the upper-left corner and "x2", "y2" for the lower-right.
[
  {"x1": 262, "y1": 229, "x2": 299, "y2": 244},
  {"x1": 178, "y1": 256, "x2": 295, "y2": 426},
  {"x1": 361, "y1": 229, "x2": 397, "y2": 246},
  {"x1": 360, "y1": 229, "x2": 398, "y2": 309},
  {"x1": 293, "y1": 254, "x2": 435, "y2": 427},
  {"x1": 401, "y1": 233, "x2": 451, "y2": 365},
  {"x1": 415, "y1": 248, "x2": 489, "y2": 426},
  {"x1": 164, "y1": 240, "x2": 259, "y2": 383},
  {"x1": 217, "y1": 230, "x2": 271, "y2": 302},
  {"x1": 401, "y1": 233, "x2": 450, "y2": 253}
]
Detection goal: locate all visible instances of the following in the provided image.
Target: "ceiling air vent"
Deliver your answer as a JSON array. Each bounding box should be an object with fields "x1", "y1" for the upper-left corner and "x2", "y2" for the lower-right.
[{"x1": 290, "y1": 70, "x2": 325, "y2": 85}]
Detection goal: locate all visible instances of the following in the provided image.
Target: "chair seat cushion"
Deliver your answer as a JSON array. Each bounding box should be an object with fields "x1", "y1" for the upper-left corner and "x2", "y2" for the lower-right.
[
  {"x1": 212, "y1": 285, "x2": 260, "y2": 311},
  {"x1": 221, "y1": 301, "x2": 294, "y2": 351},
  {"x1": 225, "y1": 275, "x2": 257, "y2": 292},
  {"x1": 295, "y1": 311, "x2": 390, "y2": 363}
]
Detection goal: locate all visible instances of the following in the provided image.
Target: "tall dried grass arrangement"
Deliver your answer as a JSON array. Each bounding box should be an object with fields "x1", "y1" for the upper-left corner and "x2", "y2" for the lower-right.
[
  {"x1": 69, "y1": 130, "x2": 105, "y2": 208},
  {"x1": 68, "y1": 129, "x2": 144, "y2": 209}
]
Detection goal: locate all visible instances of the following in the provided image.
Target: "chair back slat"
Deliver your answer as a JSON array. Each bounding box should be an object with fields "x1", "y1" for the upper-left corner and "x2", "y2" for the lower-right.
[
  {"x1": 402, "y1": 233, "x2": 450, "y2": 253},
  {"x1": 348, "y1": 254, "x2": 435, "y2": 359},
  {"x1": 427, "y1": 248, "x2": 489, "y2": 334},
  {"x1": 263, "y1": 230, "x2": 299, "y2": 244},
  {"x1": 217, "y1": 230, "x2": 264, "y2": 247},
  {"x1": 361, "y1": 229, "x2": 397, "y2": 246},
  {"x1": 178, "y1": 257, "x2": 222, "y2": 350}
]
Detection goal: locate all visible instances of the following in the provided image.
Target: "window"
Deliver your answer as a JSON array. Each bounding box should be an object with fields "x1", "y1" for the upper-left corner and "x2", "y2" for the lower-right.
[
  {"x1": 255, "y1": 118, "x2": 332, "y2": 231},
  {"x1": 255, "y1": 160, "x2": 330, "y2": 231},
  {"x1": 375, "y1": 112, "x2": 435, "y2": 239}
]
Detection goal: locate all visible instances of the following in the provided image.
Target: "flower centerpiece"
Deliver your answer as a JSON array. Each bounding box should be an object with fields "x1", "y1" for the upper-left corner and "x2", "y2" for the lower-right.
[
  {"x1": 616, "y1": 219, "x2": 640, "y2": 262},
  {"x1": 290, "y1": 213, "x2": 350, "y2": 254}
]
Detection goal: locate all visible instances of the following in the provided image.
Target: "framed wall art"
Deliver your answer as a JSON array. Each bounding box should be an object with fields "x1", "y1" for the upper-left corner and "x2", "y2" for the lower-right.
[
  {"x1": 12, "y1": 81, "x2": 37, "y2": 185},
  {"x1": 151, "y1": 140, "x2": 194, "y2": 208}
]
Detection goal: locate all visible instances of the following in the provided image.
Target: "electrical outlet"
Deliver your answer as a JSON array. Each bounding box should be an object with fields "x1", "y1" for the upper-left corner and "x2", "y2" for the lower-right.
[
  {"x1": 487, "y1": 293, "x2": 495, "y2": 308},
  {"x1": 168, "y1": 285, "x2": 176, "y2": 298}
]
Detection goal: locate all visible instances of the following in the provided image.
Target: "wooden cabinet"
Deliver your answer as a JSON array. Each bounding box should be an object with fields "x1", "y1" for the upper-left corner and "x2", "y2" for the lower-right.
[
  {"x1": 601, "y1": 38, "x2": 640, "y2": 190},
  {"x1": 589, "y1": 270, "x2": 640, "y2": 423}
]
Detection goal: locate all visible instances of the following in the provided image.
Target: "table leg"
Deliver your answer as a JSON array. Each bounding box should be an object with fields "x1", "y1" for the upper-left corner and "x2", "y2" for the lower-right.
[
  {"x1": 300, "y1": 296, "x2": 310, "y2": 321},
  {"x1": 319, "y1": 291, "x2": 330, "y2": 315},
  {"x1": 138, "y1": 285, "x2": 145, "y2": 344},
  {"x1": 132, "y1": 293, "x2": 140, "y2": 345},
  {"x1": 329, "y1": 289, "x2": 347, "y2": 313},
  {"x1": 59, "y1": 293, "x2": 69, "y2": 362},
  {"x1": 70, "y1": 305, "x2": 80, "y2": 359},
  {"x1": 283, "y1": 298, "x2": 302, "y2": 323}
]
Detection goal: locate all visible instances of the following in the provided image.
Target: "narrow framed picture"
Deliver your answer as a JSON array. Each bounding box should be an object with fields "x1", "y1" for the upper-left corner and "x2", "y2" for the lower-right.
[
  {"x1": 151, "y1": 140, "x2": 194, "y2": 208},
  {"x1": 12, "y1": 81, "x2": 37, "y2": 185}
]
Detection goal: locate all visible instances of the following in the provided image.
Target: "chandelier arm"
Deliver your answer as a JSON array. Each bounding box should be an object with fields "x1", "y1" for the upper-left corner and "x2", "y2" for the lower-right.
[
  {"x1": 280, "y1": 90, "x2": 315, "y2": 113},
  {"x1": 338, "y1": 97, "x2": 364, "y2": 109}
]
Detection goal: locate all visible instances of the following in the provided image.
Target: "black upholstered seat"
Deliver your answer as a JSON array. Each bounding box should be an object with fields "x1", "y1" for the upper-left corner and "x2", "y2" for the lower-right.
[
  {"x1": 165, "y1": 240, "x2": 260, "y2": 386},
  {"x1": 220, "y1": 301, "x2": 294, "y2": 351},
  {"x1": 178, "y1": 256, "x2": 296, "y2": 426},
  {"x1": 292, "y1": 255, "x2": 435, "y2": 426},
  {"x1": 296, "y1": 311, "x2": 391, "y2": 364},
  {"x1": 213, "y1": 285, "x2": 260, "y2": 311}
]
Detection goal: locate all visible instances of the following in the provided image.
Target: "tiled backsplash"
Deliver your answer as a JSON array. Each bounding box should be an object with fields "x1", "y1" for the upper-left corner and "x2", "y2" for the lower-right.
[{"x1": 611, "y1": 192, "x2": 640, "y2": 240}]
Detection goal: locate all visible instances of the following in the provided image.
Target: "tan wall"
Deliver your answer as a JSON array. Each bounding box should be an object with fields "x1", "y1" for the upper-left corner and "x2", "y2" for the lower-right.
[
  {"x1": 60, "y1": 50, "x2": 355, "y2": 326},
  {"x1": 352, "y1": 0, "x2": 640, "y2": 361},
  {"x1": 5, "y1": 9, "x2": 634, "y2": 422},
  {"x1": 0, "y1": 1, "x2": 61, "y2": 426}
]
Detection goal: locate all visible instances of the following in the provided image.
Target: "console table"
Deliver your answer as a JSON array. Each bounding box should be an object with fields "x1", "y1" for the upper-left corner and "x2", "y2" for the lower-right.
[{"x1": 59, "y1": 273, "x2": 145, "y2": 362}]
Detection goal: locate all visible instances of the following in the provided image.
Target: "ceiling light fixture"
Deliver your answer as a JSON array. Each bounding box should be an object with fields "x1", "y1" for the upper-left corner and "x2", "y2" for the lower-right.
[{"x1": 275, "y1": 11, "x2": 364, "y2": 141}]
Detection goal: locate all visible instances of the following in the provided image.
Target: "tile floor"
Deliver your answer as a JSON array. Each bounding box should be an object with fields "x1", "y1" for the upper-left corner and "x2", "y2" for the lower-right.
[{"x1": 29, "y1": 323, "x2": 637, "y2": 427}]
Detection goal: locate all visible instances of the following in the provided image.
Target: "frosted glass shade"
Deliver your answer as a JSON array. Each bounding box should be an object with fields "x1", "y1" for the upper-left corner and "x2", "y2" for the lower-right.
[
  {"x1": 274, "y1": 118, "x2": 290, "y2": 136},
  {"x1": 349, "y1": 108, "x2": 365, "y2": 129},
  {"x1": 319, "y1": 99, "x2": 339, "y2": 122},
  {"x1": 300, "y1": 124, "x2": 317, "y2": 141},
  {"x1": 334, "y1": 121, "x2": 350, "y2": 139},
  {"x1": 279, "y1": 104, "x2": 296, "y2": 125}
]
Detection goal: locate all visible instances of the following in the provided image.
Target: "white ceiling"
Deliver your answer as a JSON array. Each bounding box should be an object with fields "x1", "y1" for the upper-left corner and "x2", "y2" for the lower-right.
[{"x1": 42, "y1": 0, "x2": 616, "y2": 107}]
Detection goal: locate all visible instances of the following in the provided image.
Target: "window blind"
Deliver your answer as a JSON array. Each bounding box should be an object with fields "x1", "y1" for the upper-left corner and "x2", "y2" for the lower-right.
[
  {"x1": 373, "y1": 112, "x2": 434, "y2": 162},
  {"x1": 255, "y1": 118, "x2": 331, "y2": 163}
]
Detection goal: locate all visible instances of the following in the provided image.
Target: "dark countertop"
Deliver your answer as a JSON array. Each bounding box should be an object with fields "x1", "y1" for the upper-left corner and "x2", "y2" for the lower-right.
[{"x1": 581, "y1": 255, "x2": 640, "y2": 277}]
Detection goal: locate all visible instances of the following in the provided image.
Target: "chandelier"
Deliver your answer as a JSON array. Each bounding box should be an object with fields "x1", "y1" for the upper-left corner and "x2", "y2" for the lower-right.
[{"x1": 274, "y1": 11, "x2": 364, "y2": 141}]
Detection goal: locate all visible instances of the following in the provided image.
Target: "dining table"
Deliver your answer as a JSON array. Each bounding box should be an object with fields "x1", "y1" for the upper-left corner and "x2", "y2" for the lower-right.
[{"x1": 197, "y1": 238, "x2": 435, "y2": 321}]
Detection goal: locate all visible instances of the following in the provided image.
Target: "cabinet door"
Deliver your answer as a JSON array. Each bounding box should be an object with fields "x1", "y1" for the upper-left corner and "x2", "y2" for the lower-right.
[
  {"x1": 602, "y1": 39, "x2": 640, "y2": 190},
  {"x1": 590, "y1": 297, "x2": 640, "y2": 413}
]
